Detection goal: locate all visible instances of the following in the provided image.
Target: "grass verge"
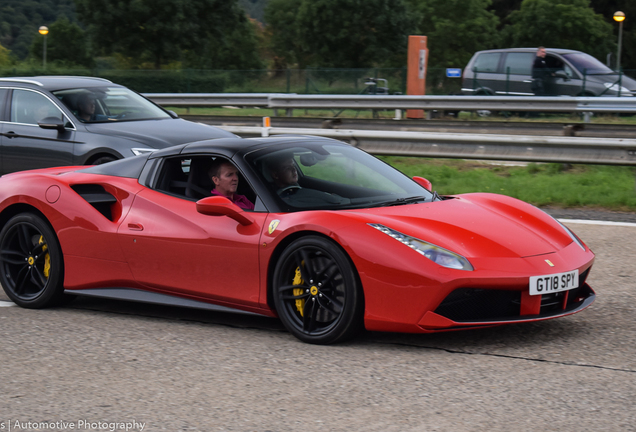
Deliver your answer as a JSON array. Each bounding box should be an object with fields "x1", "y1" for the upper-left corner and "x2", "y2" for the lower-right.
[
  {"x1": 168, "y1": 110, "x2": 636, "y2": 210},
  {"x1": 380, "y1": 157, "x2": 636, "y2": 211}
]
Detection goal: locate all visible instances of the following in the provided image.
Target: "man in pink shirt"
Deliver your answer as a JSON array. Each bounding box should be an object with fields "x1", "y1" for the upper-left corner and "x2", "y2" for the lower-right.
[{"x1": 208, "y1": 160, "x2": 254, "y2": 210}]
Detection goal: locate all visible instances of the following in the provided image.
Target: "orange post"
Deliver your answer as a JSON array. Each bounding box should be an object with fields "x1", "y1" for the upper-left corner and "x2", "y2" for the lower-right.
[{"x1": 406, "y1": 35, "x2": 428, "y2": 119}]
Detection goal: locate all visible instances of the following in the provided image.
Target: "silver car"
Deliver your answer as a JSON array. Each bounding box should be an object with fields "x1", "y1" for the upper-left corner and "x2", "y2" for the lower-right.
[{"x1": 461, "y1": 48, "x2": 636, "y2": 97}]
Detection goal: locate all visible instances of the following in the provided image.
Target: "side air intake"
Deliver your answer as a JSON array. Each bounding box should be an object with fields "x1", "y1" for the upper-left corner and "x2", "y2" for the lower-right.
[{"x1": 70, "y1": 184, "x2": 117, "y2": 221}]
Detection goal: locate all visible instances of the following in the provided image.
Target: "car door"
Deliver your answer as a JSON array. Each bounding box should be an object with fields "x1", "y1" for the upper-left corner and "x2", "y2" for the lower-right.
[
  {"x1": 1, "y1": 88, "x2": 76, "y2": 174},
  {"x1": 500, "y1": 52, "x2": 535, "y2": 95},
  {"x1": 117, "y1": 155, "x2": 267, "y2": 309},
  {"x1": 0, "y1": 88, "x2": 8, "y2": 170},
  {"x1": 546, "y1": 56, "x2": 584, "y2": 96},
  {"x1": 466, "y1": 51, "x2": 503, "y2": 94}
]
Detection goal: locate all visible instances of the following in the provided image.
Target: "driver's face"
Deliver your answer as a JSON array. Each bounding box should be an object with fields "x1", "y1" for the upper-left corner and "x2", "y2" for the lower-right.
[
  {"x1": 81, "y1": 98, "x2": 96, "y2": 114},
  {"x1": 275, "y1": 159, "x2": 298, "y2": 186}
]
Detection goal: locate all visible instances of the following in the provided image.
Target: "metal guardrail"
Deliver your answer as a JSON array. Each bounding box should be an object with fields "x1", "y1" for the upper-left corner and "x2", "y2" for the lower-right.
[
  {"x1": 144, "y1": 93, "x2": 636, "y2": 114},
  {"x1": 218, "y1": 125, "x2": 636, "y2": 166},
  {"x1": 145, "y1": 93, "x2": 636, "y2": 165},
  {"x1": 144, "y1": 93, "x2": 277, "y2": 107}
]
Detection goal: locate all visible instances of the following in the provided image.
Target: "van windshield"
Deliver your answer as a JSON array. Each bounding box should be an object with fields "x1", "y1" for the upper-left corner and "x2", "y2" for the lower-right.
[{"x1": 562, "y1": 53, "x2": 614, "y2": 75}]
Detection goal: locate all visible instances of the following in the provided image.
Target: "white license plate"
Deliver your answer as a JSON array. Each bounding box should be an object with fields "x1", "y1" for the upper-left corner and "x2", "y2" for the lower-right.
[{"x1": 529, "y1": 270, "x2": 579, "y2": 296}]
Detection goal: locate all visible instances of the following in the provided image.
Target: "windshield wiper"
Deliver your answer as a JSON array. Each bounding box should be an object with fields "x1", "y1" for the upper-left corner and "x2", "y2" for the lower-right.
[{"x1": 379, "y1": 196, "x2": 428, "y2": 207}]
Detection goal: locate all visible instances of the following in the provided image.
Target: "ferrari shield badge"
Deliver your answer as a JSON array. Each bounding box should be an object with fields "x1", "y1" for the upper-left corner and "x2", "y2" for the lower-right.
[
  {"x1": 545, "y1": 259, "x2": 555, "y2": 267},
  {"x1": 268, "y1": 219, "x2": 280, "y2": 235}
]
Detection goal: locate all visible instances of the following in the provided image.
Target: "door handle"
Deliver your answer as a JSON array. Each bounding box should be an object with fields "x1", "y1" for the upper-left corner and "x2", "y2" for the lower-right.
[
  {"x1": 128, "y1": 223, "x2": 144, "y2": 231},
  {"x1": 3, "y1": 131, "x2": 18, "y2": 138}
]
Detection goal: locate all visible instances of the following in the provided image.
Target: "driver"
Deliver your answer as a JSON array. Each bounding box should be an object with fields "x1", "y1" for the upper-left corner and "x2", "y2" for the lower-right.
[
  {"x1": 268, "y1": 155, "x2": 301, "y2": 196},
  {"x1": 266, "y1": 154, "x2": 347, "y2": 206},
  {"x1": 76, "y1": 93, "x2": 98, "y2": 122}
]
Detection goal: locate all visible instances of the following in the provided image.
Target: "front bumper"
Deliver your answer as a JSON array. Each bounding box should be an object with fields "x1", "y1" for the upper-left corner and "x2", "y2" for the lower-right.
[{"x1": 419, "y1": 283, "x2": 595, "y2": 330}]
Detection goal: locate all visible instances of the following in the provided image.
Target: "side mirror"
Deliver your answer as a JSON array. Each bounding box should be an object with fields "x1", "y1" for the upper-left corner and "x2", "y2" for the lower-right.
[
  {"x1": 38, "y1": 116, "x2": 67, "y2": 133},
  {"x1": 167, "y1": 110, "x2": 179, "y2": 118},
  {"x1": 412, "y1": 176, "x2": 432, "y2": 190},
  {"x1": 196, "y1": 196, "x2": 254, "y2": 226},
  {"x1": 554, "y1": 71, "x2": 570, "y2": 81}
]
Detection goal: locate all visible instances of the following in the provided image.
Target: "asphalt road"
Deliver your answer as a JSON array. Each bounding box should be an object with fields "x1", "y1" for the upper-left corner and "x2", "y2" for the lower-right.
[{"x1": 0, "y1": 221, "x2": 634, "y2": 432}]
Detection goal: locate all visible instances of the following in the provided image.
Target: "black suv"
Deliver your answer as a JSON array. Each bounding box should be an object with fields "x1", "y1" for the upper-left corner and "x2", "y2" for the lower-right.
[
  {"x1": 461, "y1": 48, "x2": 636, "y2": 97},
  {"x1": 0, "y1": 76, "x2": 235, "y2": 174}
]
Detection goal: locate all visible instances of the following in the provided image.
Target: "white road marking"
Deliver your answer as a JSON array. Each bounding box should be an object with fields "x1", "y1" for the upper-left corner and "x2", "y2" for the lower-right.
[
  {"x1": 559, "y1": 218, "x2": 636, "y2": 228},
  {"x1": 0, "y1": 300, "x2": 16, "y2": 307}
]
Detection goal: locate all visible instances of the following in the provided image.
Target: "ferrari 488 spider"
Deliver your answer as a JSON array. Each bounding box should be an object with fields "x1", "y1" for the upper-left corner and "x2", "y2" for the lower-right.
[{"x1": 0, "y1": 136, "x2": 595, "y2": 344}]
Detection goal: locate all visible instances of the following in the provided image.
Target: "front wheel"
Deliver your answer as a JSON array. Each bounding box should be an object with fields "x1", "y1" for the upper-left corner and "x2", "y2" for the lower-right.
[
  {"x1": 273, "y1": 236, "x2": 364, "y2": 344},
  {"x1": 0, "y1": 213, "x2": 65, "y2": 308},
  {"x1": 91, "y1": 156, "x2": 117, "y2": 165}
]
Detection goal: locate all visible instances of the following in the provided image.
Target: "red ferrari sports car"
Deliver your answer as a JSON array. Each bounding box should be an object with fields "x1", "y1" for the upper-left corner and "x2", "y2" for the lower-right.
[{"x1": 0, "y1": 136, "x2": 595, "y2": 344}]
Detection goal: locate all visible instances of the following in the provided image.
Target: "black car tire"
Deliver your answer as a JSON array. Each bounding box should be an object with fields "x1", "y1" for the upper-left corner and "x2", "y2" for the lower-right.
[
  {"x1": 0, "y1": 213, "x2": 65, "y2": 308},
  {"x1": 273, "y1": 235, "x2": 364, "y2": 344}
]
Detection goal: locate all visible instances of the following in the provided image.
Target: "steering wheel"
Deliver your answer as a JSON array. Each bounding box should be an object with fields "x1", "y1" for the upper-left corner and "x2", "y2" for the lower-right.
[
  {"x1": 278, "y1": 185, "x2": 301, "y2": 196},
  {"x1": 116, "y1": 111, "x2": 133, "y2": 119}
]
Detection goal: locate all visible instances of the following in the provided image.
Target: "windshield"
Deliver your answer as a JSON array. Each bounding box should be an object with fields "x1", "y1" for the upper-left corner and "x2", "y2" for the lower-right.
[
  {"x1": 52, "y1": 86, "x2": 171, "y2": 123},
  {"x1": 246, "y1": 142, "x2": 433, "y2": 211},
  {"x1": 562, "y1": 52, "x2": 615, "y2": 75}
]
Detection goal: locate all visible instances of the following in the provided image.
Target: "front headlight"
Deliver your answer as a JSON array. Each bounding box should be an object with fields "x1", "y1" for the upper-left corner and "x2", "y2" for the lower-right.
[
  {"x1": 555, "y1": 219, "x2": 586, "y2": 251},
  {"x1": 131, "y1": 147, "x2": 156, "y2": 156},
  {"x1": 603, "y1": 82, "x2": 633, "y2": 96},
  {"x1": 369, "y1": 223, "x2": 473, "y2": 271}
]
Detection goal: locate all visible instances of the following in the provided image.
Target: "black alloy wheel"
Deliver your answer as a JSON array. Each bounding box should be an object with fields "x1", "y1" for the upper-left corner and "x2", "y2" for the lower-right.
[
  {"x1": 0, "y1": 213, "x2": 65, "y2": 308},
  {"x1": 273, "y1": 236, "x2": 363, "y2": 344}
]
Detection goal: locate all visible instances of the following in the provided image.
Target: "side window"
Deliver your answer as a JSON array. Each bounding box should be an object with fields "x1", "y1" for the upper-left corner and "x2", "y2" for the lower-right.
[
  {"x1": 11, "y1": 89, "x2": 64, "y2": 125},
  {"x1": 502, "y1": 52, "x2": 534, "y2": 75},
  {"x1": 545, "y1": 55, "x2": 564, "y2": 71},
  {"x1": 155, "y1": 157, "x2": 193, "y2": 197},
  {"x1": 0, "y1": 88, "x2": 8, "y2": 120},
  {"x1": 473, "y1": 53, "x2": 501, "y2": 73},
  {"x1": 154, "y1": 156, "x2": 256, "y2": 205}
]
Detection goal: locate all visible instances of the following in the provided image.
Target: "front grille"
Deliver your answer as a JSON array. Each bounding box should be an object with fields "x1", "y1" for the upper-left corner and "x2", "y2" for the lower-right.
[
  {"x1": 436, "y1": 268, "x2": 593, "y2": 323},
  {"x1": 434, "y1": 288, "x2": 521, "y2": 322},
  {"x1": 540, "y1": 292, "x2": 565, "y2": 313}
]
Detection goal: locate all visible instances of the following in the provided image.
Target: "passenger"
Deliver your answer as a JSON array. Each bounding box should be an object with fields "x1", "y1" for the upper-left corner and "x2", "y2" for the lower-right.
[{"x1": 208, "y1": 159, "x2": 254, "y2": 210}]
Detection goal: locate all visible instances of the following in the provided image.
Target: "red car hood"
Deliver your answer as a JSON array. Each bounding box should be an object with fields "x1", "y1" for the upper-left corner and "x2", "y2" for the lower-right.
[{"x1": 349, "y1": 193, "x2": 573, "y2": 259}]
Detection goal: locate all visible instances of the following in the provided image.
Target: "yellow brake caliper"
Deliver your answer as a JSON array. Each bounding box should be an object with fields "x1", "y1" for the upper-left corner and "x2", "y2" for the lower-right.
[
  {"x1": 38, "y1": 236, "x2": 50, "y2": 278},
  {"x1": 293, "y1": 266, "x2": 305, "y2": 316}
]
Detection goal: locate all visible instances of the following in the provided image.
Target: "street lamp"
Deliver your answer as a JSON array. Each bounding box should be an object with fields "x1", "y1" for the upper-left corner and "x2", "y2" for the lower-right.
[
  {"x1": 613, "y1": 11, "x2": 625, "y2": 72},
  {"x1": 38, "y1": 26, "x2": 48, "y2": 69}
]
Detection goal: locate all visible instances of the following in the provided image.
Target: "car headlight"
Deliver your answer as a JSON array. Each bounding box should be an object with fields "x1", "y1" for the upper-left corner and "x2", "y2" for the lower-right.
[
  {"x1": 603, "y1": 82, "x2": 632, "y2": 96},
  {"x1": 555, "y1": 220, "x2": 586, "y2": 251},
  {"x1": 369, "y1": 223, "x2": 473, "y2": 271},
  {"x1": 131, "y1": 148, "x2": 156, "y2": 156}
]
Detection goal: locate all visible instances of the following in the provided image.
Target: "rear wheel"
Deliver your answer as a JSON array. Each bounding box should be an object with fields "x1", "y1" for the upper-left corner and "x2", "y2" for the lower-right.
[
  {"x1": 0, "y1": 213, "x2": 65, "y2": 308},
  {"x1": 273, "y1": 236, "x2": 363, "y2": 344}
]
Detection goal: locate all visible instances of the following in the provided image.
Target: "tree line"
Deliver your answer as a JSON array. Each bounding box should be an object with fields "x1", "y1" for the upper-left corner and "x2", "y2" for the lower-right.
[{"x1": 0, "y1": 0, "x2": 634, "y2": 72}]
